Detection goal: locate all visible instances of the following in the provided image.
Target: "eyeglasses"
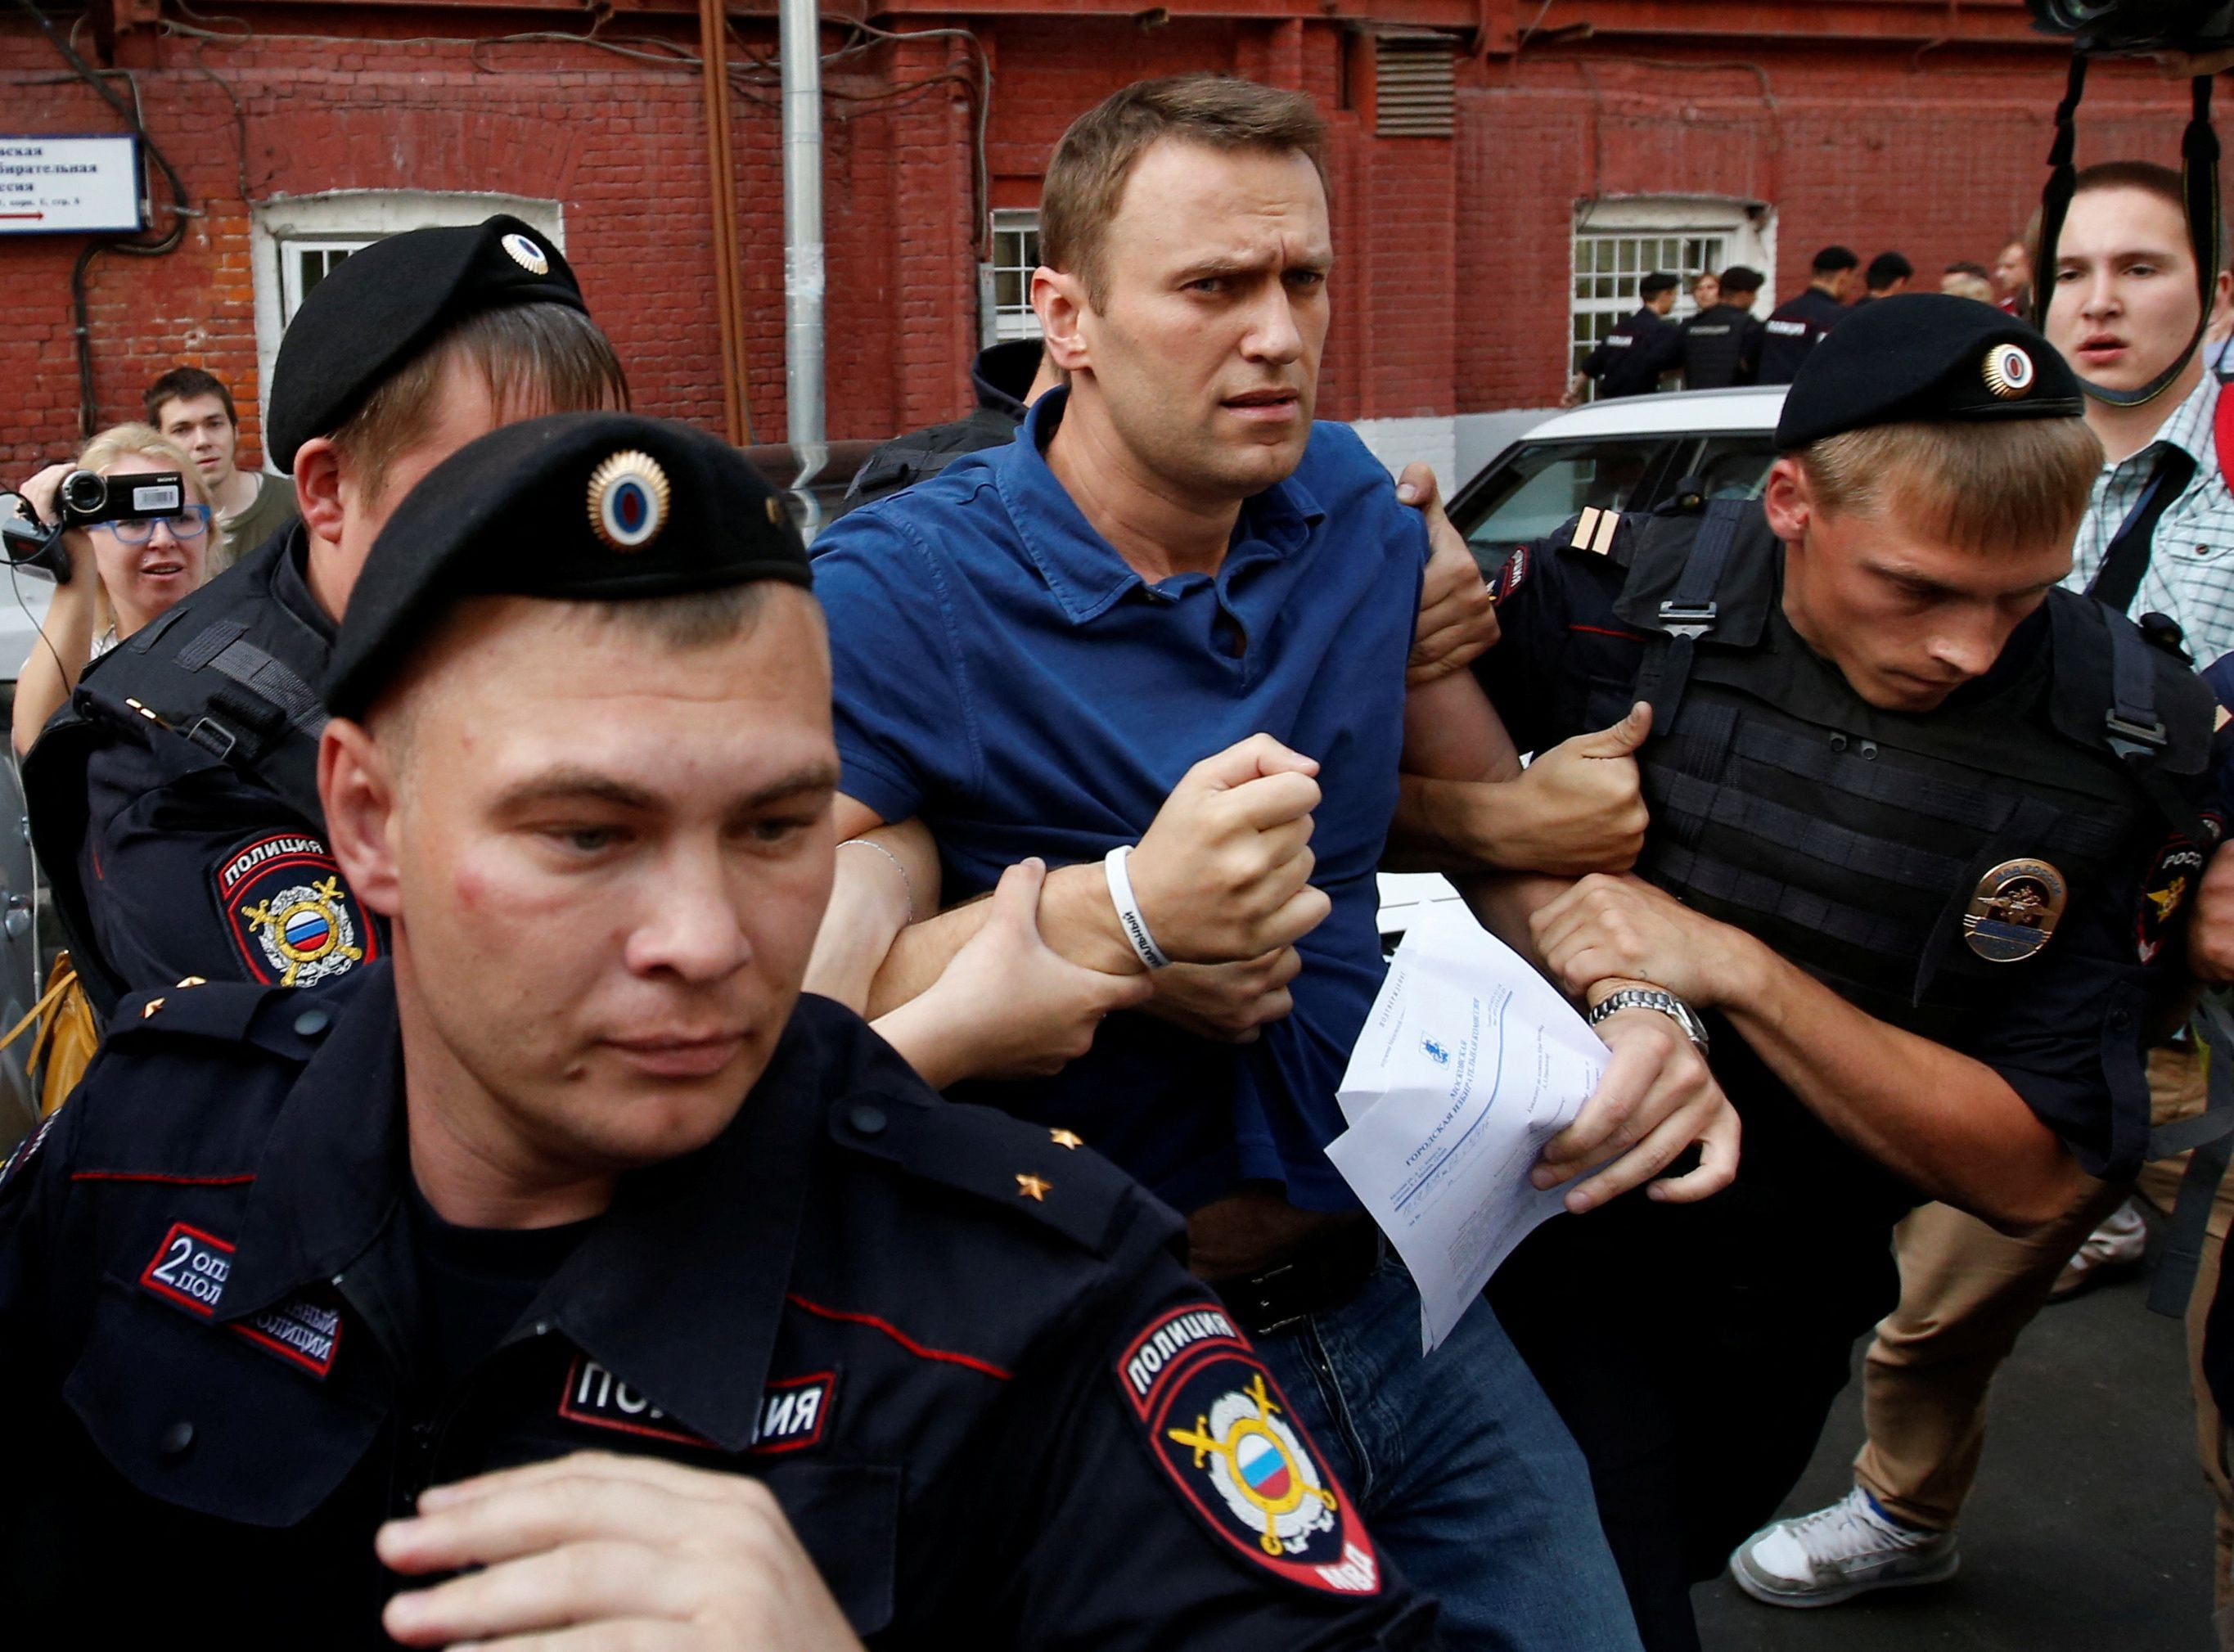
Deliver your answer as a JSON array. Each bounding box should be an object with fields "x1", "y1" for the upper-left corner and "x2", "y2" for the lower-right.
[{"x1": 98, "y1": 506, "x2": 211, "y2": 545}]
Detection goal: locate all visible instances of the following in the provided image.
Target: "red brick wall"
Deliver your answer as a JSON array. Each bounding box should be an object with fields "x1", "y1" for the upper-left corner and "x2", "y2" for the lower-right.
[{"x1": 0, "y1": 9, "x2": 2207, "y2": 473}]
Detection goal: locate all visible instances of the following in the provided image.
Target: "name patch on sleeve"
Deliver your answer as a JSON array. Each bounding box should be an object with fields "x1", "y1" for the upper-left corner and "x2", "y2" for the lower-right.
[
  {"x1": 137, "y1": 1220, "x2": 341, "y2": 1377},
  {"x1": 1116, "y1": 1303, "x2": 1380, "y2": 1597},
  {"x1": 558, "y1": 1357, "x2": 835, "y2": 1455}
]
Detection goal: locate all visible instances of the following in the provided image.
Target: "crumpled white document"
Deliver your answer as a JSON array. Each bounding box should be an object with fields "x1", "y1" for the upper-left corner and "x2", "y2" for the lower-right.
[{"x1": 1326, "y1": 905, "x2": 1609, "y2": 1353}]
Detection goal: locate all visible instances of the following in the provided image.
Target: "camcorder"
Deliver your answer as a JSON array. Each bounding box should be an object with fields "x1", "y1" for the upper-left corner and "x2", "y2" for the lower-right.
[
  {"x1": 0, "y1": 469, "x2": 187, "y2": 583},
  {"x1": 2029, "y1": 0, "x2": 2234, "y2": 57}
]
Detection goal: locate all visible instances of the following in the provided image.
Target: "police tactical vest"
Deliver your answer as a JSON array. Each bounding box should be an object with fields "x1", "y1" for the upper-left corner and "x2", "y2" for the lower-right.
[
  {"x1": 1680, "y1": 307, "x2": 1754, "y2": 389},
  {"x1": 24, "y1": 525, "x2": 331, "y2": 1017},
  {"x1": 1592, "y1": 497, "x2": 2213, "y2": 1045}
]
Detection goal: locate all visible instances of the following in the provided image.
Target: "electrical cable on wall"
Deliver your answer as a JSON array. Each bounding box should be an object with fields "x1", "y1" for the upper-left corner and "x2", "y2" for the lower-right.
[{"x1": 13, "y1": 0, "x2": 192, "y2": 439}]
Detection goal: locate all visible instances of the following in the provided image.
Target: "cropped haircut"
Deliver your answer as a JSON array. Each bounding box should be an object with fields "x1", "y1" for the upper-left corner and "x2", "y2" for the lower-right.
[
  {"x1": 1040, "y1": 75, "x2": 1327, "y2": 308},
  {"x1": 328, "y1": 303, "x2": 629, "y2": 505},
  {"x1": 1866, "y1": 251, "x2": 1913, "y2": 290},
  {"x1": 144, "y1": 367, "x2": 236, "y2": 429},
  {"x1": 1640, "y1": 272, "x2": 1680, "y2": 299},
  {"x1": 1813, "y1": 245, "x2": 1860, "y2": 275},
  {"x1": 2050, "y1": 160, "x2": 2229, "y2": 270},
  {"x1": 1795, "y1": 418, "x2": 2102, "y2": 557}
]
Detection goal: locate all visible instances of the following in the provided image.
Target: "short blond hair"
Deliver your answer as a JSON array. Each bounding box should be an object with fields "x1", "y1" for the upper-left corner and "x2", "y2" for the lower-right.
[
  {"x1": 328, "y1": 302, "x2": 628, "y2": 506},
  {"x1": 1040, "y1": 75, "x2": 1327, "y2": 308},
  {"x1": 1795, "y1": 418, "x2": 2103, "y2": 556}
]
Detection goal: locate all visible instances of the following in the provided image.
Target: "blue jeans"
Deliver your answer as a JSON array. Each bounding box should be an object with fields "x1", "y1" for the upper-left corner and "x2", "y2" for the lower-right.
[{"x1": 1251, "y1": 1257, "x2": 1642, "y2": 1652}]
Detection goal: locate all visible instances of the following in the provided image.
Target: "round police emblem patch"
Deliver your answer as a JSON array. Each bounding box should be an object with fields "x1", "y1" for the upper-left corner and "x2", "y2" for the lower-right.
[
  {"x1": 588, "y1": 449, "x2": 670, "y2": 552},
  {"x1": 1962, "y1": 858, "x2": 2067, "y2": 961},
  {"x1": 501, "y1": 232, "x2": 551, "y2": 276},
  {"x1": 2137, "y1": 814, "x2": 2223, "y2": 964},
  {"x1": 1982, "y1": 343, "x2": 2035, "y2": 400},
  {"x1": 214, "y1": 833, "x2": 377, "y2": 988},
  {"x1": 1118, "y1": 1312, "x2": 1379, "y2": 1596}
]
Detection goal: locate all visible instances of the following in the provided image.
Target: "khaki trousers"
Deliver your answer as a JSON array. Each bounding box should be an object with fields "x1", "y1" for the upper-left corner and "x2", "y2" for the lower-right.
[{"x1": 1850, "y1": 1047, "x2": 2234, "y2": 1607}]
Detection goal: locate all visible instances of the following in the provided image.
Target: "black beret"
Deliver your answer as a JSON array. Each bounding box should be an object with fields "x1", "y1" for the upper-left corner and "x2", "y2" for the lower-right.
[
  {"x1": 267, "y1": 215, "x2": 587, "y2": 472},
  {"x1": 326, "y1": 412, "x2": 813, "y2": 718},
  {"x1": 1775, "y1": 293, "x2": 2086, "y2": 451}
]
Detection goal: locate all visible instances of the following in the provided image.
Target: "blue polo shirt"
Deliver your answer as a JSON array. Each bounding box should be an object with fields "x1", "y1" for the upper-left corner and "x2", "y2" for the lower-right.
[{"x1": 813, "y1": 389, "x2": 1426, "y2": 1213}]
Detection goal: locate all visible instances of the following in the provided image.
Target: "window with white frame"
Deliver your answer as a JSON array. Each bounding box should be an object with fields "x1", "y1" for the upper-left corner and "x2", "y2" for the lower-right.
[
  {"x1": 1570, "y1": 199, "x2": 1774, "y2": 398},
  {"x1": 250, "y1": 192, "x2": 565, "y2": 461},
  {"x1": 989, "y1": 209, "x2": 1043, "y2": 342}
]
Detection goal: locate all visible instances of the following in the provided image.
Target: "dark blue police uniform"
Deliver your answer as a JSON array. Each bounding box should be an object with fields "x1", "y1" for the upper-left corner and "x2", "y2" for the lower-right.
[
  {"x1": 25, "y1": 522, "x2": 376, "y2": 1014},
  {"x1": 0, "y1": 966, "x2": 1432, "y2": 1647},
  {"x1": 1676, "y1": 303, "x2": 1765, "y2": 389},
  {"x1": 1754, "y1": 286, "x2": 1849, "y2": 385},
  {"x1": 1581, "y1": 308, "x2": 1682, "y2": 399}
]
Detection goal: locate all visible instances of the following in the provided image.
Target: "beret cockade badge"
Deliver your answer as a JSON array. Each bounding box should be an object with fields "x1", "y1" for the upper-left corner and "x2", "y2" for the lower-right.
[
  {"x1": 1981, "y1": 343, "x2": 2035, "y2": 400},
  {"x1": 588, "y1": 450, "x2": 671, "y2": 552}
]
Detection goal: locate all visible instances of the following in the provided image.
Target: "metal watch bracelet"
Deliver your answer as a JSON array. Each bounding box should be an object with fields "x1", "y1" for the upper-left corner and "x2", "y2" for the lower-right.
[{"x1": 1585, "y1": 987, "x2": 1711, "y2": 1056}]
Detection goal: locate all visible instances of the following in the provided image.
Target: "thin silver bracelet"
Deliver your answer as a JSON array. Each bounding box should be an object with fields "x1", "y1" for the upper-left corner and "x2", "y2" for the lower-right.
[{"x1": 837, "y1": 838, "x2": 916, "y2": 923}]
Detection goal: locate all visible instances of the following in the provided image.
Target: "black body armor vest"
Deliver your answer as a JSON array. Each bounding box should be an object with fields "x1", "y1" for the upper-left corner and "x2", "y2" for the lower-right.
[
  {"x1": 1594, "y1": 497, "x2": 2213, "y2": 1044},
  {"x1": 24, "y1": 527, "x2": 331, "y2": 1017}
]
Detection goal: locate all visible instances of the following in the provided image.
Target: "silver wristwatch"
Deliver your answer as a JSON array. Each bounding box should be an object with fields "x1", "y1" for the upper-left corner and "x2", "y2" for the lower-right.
[{"x1": 1587, "y1": 988, "x2": 1711, "y2": 1055}]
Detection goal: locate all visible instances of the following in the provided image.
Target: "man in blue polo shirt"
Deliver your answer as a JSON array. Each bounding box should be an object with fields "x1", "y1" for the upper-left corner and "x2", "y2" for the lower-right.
[{"x1": 812, "y1": 77, "x2": 1729, "y2": 1648}]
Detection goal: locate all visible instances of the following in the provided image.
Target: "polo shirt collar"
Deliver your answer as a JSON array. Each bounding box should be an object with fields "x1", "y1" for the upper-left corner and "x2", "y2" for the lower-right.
[
  {"x1": 223, "y1": 964, "x2": 822, "y2": 1452},
  {"x1": 998, "y1": 387, "x2": 1327, "y2": 626}
]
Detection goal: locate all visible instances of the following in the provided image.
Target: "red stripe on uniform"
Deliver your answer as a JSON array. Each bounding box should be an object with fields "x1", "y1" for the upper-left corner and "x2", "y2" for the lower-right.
[
  {"x1": 71, "y1": 1170, "x2": 257, "y2": 1186},
  {"x1": 784, "y1": 1292, "x2": 1012, "y2": 1380},
  {"x1": 1568, "y1": 623, "x2": 1647, "y2": 642}
]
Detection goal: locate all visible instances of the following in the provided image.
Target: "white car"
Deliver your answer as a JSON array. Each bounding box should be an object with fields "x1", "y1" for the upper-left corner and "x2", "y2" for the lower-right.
[{"x1": 1373, "y1": 386, "x2": 1788, "y2": 948}]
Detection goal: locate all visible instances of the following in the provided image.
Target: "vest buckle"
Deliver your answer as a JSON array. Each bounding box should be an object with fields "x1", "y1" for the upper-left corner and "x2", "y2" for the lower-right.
[
  {"x1": 184, "y1": 716, "x2": 240, "y2": 761},
  {"x1": 2106, "y1": 710, "x2": 2169, "y2": 755},
  {"x1": 1659, "y1": 600, "x2": 1718, "y2": 639}
]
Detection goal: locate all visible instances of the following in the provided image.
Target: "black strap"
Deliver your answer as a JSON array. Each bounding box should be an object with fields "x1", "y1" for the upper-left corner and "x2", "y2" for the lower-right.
[
  {"x1": 1640, "y1": 497, "x2": 1749, "y2": 736},
  {"x1": 2030, "y1": 53, "x2": 2088, "y2": 335},
  {"x1": 2087, "y1": 444, "x2": 2199, "y2": 614},
  {"x1": 2151, "y1": 998, "x2": 2234, "y2": 1317},
  {"x1": 2101, "y1": 611, "x2": 2216, "y2": 849}
]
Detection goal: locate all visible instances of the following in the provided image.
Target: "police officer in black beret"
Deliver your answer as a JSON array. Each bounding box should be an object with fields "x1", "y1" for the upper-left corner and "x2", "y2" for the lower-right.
[
  {"x1": 24, "y1": 214, "x2": 625, "y2": 1018},
  {"x1": 1566, "y1": 272, "x2": 1684, "y2": 406},
  {"x1": 0, "y1": 412, "x2": 1435, "y2": 1648},
  {"x1": 1396, "y1": 294, "x2": 2222, "y2": 1651},
  {"x1": 1755, "y1": 244, "x2": 1862, "y2": 385}
]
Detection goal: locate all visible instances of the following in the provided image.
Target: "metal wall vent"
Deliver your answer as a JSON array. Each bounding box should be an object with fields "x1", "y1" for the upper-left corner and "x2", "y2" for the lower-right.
[{"x1": 1375, "y1": 34, "x2": 1456, "y2": 138}]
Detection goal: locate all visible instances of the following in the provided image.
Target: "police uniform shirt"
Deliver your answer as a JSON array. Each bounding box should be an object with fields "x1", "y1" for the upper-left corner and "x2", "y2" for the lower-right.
[
  {"x1": 1754, "y1": 286, "x2": 1850, "y2": 386},
  {"x1": 34, "y1": 524, "x2": 378, "y2": 1006},
  {"x1": 1581, "y1": 307, "x2": 1682, "y2": 399},
  {"x1": 1677, "y1": 304, "x2": 1766, "y2": 389},
  {"x1": 0, "y1": 966, "x2": 1433, "y2": 1647}
]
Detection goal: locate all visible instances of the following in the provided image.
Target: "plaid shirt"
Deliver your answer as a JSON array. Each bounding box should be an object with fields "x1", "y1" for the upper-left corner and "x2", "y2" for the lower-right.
[{"x1": 2067, "y1": 371, "x2": 2234, "y2": 664}]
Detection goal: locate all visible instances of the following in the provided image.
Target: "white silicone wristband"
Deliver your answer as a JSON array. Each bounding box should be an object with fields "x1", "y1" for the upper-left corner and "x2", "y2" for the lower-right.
[{"x1": 1103, "y1": 844, "x2": 1172, "y2": 970}]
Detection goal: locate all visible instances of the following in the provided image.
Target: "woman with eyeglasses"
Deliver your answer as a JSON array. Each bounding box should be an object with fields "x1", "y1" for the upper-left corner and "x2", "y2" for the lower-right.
[{"x1": 11, "y1": 423, "x2": 215, "y2": 756}]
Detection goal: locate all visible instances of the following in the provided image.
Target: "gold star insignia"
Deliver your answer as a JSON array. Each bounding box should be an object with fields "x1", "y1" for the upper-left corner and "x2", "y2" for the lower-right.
[
  {"x1": 141, "y1": 997, "x2": 164, "y2": 1019},
  {"x1": 1048, "y1": 1128, "x2": 1084, "y2": 1150},
  {"x1": 1016, "y1": 1173, "x2": 1052, "y2": 1202}
]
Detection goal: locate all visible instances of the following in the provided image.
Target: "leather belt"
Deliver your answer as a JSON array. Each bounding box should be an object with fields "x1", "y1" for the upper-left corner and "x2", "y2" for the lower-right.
[{"x1": 1205, "y1": 1218, "x2": 1388, "y2": 1338}]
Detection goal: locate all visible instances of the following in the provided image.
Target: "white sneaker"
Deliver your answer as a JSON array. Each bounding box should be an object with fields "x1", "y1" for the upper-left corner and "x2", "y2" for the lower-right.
[
  {"x1": 1729, "y1": 1487, "x2": 1960, "y2": 1608},
  {"x1": 2050, "y1": 1198, "x2": 2149, "y2": 1301}
]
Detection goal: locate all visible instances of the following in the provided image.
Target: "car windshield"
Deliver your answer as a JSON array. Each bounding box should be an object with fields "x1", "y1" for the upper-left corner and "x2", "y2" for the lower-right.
[{"x1": 1453, "y1": 431, "x2": 1778, "y2": 569}]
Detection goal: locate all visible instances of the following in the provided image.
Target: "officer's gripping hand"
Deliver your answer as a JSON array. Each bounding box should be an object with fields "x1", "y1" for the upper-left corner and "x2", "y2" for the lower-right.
[
  {"x1": 881, "y1": 858, "x2": 1151, "y2": 1083},
  {"x1": 1486, "y1": 703, "x2": 1652, "y2": 876},
  {"x1": 1142, "y1": 944, "x2": 1305, "y2": 1043},
  {"x1": 378, "y1": 1451, "x2": 863, "y2": 1651},
  {"x1": 1529, "y1": 871, "x2": 1762, "y2": 1009},
  {"x1": 1533, "y1": 1007, "x2": 1740, "y2": 1212},
  {"x1": 1403, "y1": 462, "x2": 1499, "y2": 686},
  {"x1": 1126, "y1": 734, "x2": 1331, "y2": 964},
  {"x1": 2192, "y1": 840, "x2": 2234, "y2": 985}
]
